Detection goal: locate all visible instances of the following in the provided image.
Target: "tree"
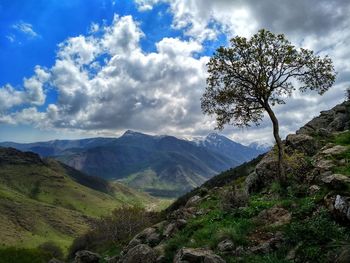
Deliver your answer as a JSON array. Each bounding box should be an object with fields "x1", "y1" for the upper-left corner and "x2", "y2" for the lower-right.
[{"x1": 201, "y1": 29, "x2": 336, "y2": 180}]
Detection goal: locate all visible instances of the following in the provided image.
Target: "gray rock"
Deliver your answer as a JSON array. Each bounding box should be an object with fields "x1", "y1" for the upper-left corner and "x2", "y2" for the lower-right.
[
  {"x1": 334, "y1": 195, "x2": 350, "y2": 221},
  {"x1": 320, "y1": 174, "x2": 350, "y2": 189},
  {"x1": 185, "y1": 195, "x2": 202, "y2": 208},
  {"x1": 217, "y1": 239, "x2": 235, "y2": 252},
  {"x1": 249, "y1": 232, "x2": 284, "y2": 254},
  {"x1": 174, "y1": 248, "x2": 225, "y2": 263},
  {"x1": 118, "y1": 244, "x2": 157, "y2": 263},
  {"x1": 321, "y1": 145, "x2": 348, "y2": 156},
  {"x1": 285, "y1": 134, "x2": 317, "y2": 155},
  {"x1": 308, "y1": 185, "x2": 321, "y2": 194},
  {"x1": 245, "y1": 172, "x2": 261, "y2": 194},
  {"x1": 75, "y1": 250, "x2": 101, "y2": 263},
  {"x1": 255, "y1": 151, "x2": 279, "y2": 186}
]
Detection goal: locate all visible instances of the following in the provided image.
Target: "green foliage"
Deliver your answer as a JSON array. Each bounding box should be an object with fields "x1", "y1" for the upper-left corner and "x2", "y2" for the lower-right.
[
  {"x1": 285, "y1": 209, "x2": 349, "y2": 262},
  {"x1": 0, "y1": 247, "x2": 52, "y2": 263},
  {"x1": 334, "y1": 131, "x2": 350, "y2": 146},
  {"x1": 37, "y1": 241, "x2": 63, "y2": 260},
  {"x1": 68, "y1": 206, "x2": 161, "y2": 259}
]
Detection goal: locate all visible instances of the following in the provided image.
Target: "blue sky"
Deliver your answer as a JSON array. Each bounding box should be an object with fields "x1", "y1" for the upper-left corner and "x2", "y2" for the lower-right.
[{"x1": 0, "y1": 0, "x2": 348, "y2": 143}]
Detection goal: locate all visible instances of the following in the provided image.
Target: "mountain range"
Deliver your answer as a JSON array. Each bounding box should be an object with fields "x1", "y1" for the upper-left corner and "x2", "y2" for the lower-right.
[{"x1": 0, "y1": 131, "x2": 267, "y2": 197}]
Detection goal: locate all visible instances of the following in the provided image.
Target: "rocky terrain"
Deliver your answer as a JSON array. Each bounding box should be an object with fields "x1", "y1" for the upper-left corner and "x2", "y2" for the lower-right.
[{"x1": 63, "y1": 100, "x2": 350, "y2": 263}]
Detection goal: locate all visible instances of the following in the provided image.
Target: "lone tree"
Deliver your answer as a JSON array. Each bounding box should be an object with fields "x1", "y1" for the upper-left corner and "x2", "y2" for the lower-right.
[{"x1": 201, "y1": 29, "x2": 336, "y2": 180}]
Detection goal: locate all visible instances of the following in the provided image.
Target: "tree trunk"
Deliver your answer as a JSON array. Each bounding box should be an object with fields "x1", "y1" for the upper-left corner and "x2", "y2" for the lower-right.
[{"x1": 264, "y1": 102, "x2": 286, "y2": 182}]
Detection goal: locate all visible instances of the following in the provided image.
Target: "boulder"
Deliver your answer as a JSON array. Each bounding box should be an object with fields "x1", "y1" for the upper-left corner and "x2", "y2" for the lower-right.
[
  {"x1": 245, "y1": 172, "x2": 261, "y2": 194},
  {"x1": 118, "y1": 244, "x2": 157, "y2": 263},
  {"x1": 255, "y1": 207, "x2": 291, "y2": 227},
  {"x1": 308, "y1": 185, "x2": 321, "y2": 195},
  {"x1": 321, "y1": 145, "x2": 348, "y2": 156},
  {"x1": 131, "y1": 227, "x2": 161, "y2": 247},
  {"x1": 320, "y1": 174, "x2": 350, "y2": 189},
  {"x1": 296, "y1": 101, "x2": 350, "y2": 135},
  {"x1": 334, "y1": 195, "x2": 350, "y2": 221},
  {"x1": 75, "y1": 250, "x2": 101, "y2": 263},
  {"x1": 185, "y1": 195, "x2": 202, "y2": 208},
  {"x1": 174, "y1": 248, "x2": 226, "y2": 263},
  {"x1": 255, "y1": 151, "x2": 279, "y2": 186},
  {"x1": 249, "y1": 232, "x2": 284, "y2": 254},
  {"x1": 285, "y1": 134, "x2": 318, "y2": 155},
  {"x1": 217, "y1": 239, "x2": 235, "y2": 252}
]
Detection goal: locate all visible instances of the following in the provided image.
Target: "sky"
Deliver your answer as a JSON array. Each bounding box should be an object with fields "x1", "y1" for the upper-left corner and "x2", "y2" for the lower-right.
[{"x1": 0, "y1": 0, "x2": 349, "y2": 144}]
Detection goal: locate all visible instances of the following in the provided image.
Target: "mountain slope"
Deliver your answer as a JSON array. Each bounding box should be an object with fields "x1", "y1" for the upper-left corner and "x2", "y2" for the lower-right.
[
  {"x1": 0, "y1": 147, "x2": 153, "y2": 250},
  {"x1": 0, "y1": 131, "x2": 265, "y2": 197},
  {"x1": 76, "y1": 101, "x2": 350, "y2": 263}
]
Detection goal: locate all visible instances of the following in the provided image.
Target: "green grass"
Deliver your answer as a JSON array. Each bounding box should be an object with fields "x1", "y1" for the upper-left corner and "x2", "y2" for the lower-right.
[{"x1": 0, "y1": 247, "x2": 52, "y2": 263}]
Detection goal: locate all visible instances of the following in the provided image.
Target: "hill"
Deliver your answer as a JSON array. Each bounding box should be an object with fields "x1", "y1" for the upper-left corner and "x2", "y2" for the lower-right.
[
  {"x1": 0, "y1": 147, "x2": 154, "y2": 252},
  {"x1": 1, "y1": 131, "x2": 265, "y2": 197},
  {"x1": 71, "y1": 101, "x2": 350, "y2": 263}
]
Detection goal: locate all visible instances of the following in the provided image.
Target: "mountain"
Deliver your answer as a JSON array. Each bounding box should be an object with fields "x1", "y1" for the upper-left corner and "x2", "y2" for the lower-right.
[
  {"x1": 71, "y1": 100, "x2": 350, "y2": 263},
  {"x1": 248, "y1": 141, "x2": 272, "y2": 152},
  {"x1": 0, "y1": 131, "x2": 265, "y2": 197},
  {"x1": 0, "y1": 147, "x2": 154, "y2": 250}
]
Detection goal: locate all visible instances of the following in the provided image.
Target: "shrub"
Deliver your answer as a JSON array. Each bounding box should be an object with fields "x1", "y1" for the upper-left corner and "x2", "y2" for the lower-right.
[
  {"x1": 0, "y1": 247, "x2": 51, "y2": 263},
  {"x1": 221, "y1": 186, "x2": 248, "y2": 211},
  {"x1": 38, "y1": 241, "x2": 63, "y2": 260},
  {"x1": 68, "y1": 206, "x2": 161, "y2": 258}
]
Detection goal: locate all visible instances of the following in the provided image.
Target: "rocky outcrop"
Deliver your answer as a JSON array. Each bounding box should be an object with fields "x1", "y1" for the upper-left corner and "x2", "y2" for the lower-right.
[
  {"x1": 118, "y1": 244, "x2": 157, "y2": 263},
  {"x1": 285, "y1": 134, "x2": 318, "y2": 155},
  {"x1": 174, "y1": 248, "x2": 226, "y2": 263},
  {"x1": 75, "y1": 250, "x2": 101, "y2": 263},
  {"x1": 297, "y1": 101, "x2": 350, "y2": 135},
  {"x1": 217, "y1": 239, "x2": 235, "y2": 252}
]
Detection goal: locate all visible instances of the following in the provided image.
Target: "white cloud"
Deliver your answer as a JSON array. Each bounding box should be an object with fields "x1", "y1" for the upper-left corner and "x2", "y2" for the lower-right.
[{"x1": 12, "y1": 21, "x2": 39, "y2": 38}]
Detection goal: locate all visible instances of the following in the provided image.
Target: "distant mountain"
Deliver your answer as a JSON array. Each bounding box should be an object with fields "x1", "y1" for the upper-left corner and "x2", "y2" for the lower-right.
[
  {"x1": 0, "y1": 131, "x2": 266, "y2": 197},
  {"x1": 0, "y1": 147, "x2": 153, "y2": 249},
  {"x1": 248, "y1": 141, "x2": 272, "y2": 153}
]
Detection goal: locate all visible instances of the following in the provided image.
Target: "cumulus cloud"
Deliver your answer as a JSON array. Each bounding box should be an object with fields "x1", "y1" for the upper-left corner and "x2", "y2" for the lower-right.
[{"x1": 2, "y1": 0, "x2": 350, "y2": 144}]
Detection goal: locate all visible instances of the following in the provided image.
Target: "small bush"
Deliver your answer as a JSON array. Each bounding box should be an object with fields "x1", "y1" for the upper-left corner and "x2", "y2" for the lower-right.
[
  {"x1": 38, "y1": 241, "x2": 63, "y2": 260},
  {"x1": 221, "y1": 186, "x2": 248, "y2": 211},
  {"x1": 0, "y1": 247, "x2": 51, "y2": 263},
  {"x1": 68, "y1": 205, "x2": 161, "y2": 259}
]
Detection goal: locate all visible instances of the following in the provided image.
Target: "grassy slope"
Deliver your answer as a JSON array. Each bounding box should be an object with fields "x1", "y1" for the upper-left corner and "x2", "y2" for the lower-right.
[
  {"x1": 0, "y1": 153, "x2": 154, "y2": 252},
  {"x1": 161, "y1": 131, "x2": 350, "y2": 263}
]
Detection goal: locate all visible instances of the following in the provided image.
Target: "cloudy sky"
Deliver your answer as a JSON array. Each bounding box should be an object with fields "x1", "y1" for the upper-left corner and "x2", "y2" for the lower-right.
[{"x1": 0, "y1": 0, "x2": 349, "y2": 144}]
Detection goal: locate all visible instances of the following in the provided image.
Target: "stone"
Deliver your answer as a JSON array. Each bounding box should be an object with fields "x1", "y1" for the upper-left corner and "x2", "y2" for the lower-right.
[
  {"x1": 185, "y1": 195, "x2": 202, "y2": 208},
  {"x1": 285, "y1": 134, "x2": 318, "y2": 155},
  {"x1": 334, "y1": 195, "x2": 350, "y2": 221},
  {"x1": 308, "y1": 185, "x2": 321, "y2": 194},
  {"x1": 105, "y1": 255, "x2": 119, "y2": 263},
  {"x1": 249, "y1": 232, "x2": 284, "y2": 254},
  {"x1": 336, "y1": 246, "x2": 350, "y2": 263},
  {"x1": 314, "y1": 159, "x2": 335, "y2": 170},
  {"x1": 217, "y1": 239, "x2": 235, "y2": 252},
  {"x1": 320, "y1": 174, "x2": 350, "y2": 189},
  {"x1": 245, "y1": 172, "x2": 261, "y2": 194},
  {"x1": 255, "y1": 151, "x2": 279, "y2": 186},
  {"x1": 163, "y1": 222, "x2": 177, "y2": 238},
  {"x1": 131, "y1": 227, "x2": 161, "y2": 247},
  {"x1": 255, "y1": 207, "x2": 291, "y2": 227},
  {"x1": 174, "y1": 248, "x2": 226, "y2": 263},
  {"x1": 75, "y1": 250, "x2": 101, "y2": 263},
  {"x1": 321, "y1": 145, "x2": 348, "y2": 156},
  {"x1": 118, "y1": 244, "x2": 157, "y2": 263}
]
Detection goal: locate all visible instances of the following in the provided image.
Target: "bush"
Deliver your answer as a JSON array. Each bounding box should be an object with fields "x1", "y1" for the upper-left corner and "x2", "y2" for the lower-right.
[
  {"x1": 68, "y1": 206, "x2": 161, "y2": 258},
  {"x1": 38, "y1": 241, "x2": 63, "y2": 260},
  {"x1": 0, "y1": 247, "x2": 51, "y2": 263},
  {"x1": 221, "y1": 186, "x2": 248, "y2": 211}
]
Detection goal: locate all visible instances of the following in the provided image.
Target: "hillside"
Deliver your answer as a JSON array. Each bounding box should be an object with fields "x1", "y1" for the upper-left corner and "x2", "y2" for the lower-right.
[
  {"x1": 0, "y1": 147, "x2": 154, "y2": 252},
  {"x1": 1, "y1": 131, "x2": 265, "y2": 197},
  {"x1": 70, "y1": 101, "x2": 350, "y2": 263}
]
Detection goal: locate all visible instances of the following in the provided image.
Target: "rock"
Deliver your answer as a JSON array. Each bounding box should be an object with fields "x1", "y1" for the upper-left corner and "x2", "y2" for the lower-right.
[
  {"x1": 124, "y1": 237, "x2": 142, "y2": 252},
  {"x1": 131, "y1": 227, "x2": 161, "y2": 247},
  {"x1": 217, "y1": 239, "x2": 235, "y2": 252},
  {"x1": 105, "y1": 255, "x2": 119, "y2": 263},
  {"x1": 255, "y1": 151, "x2": 279, "y2": 186},
  {"x1": 321, "y1": 145, "x2": 348, "y2": 156},
  {"x1": 320, "y1": 174, "x2": 350, "y2": 189},
  {"x1": 285, "y1": 134, "x2": 318, "y2": 155},
  {"x1": 154, "y1": 243, "x2": 166, "y2": 263},
  {"x1": 185, "y1": 195, "x2": 202, "y2": 208},
  {"x1": 286, "y1": 242, "x2": 302, "y2": 261},
  {"x1": 308, "y1": 185, "x2": 321, "y2": 194},
  {"x1": 174, "y1": 248, "x2": 226, "y2": 263},
  {"x1": 318, "y1": 128, "x2": 332, "y2": 137},
  {"x1": 163, "y1": 222, "x2": 177, "y2": 238},
  {"x1": 118, "y1": 244, "x2": 157, "y2": 263},
  {"x1": 249, "y1": 232, "x2": 284, "y2": 254},
  {"x1": 334, "y1": 195, "x2": 350, "y2": 221},
  {"x1": 314, "y1": 159, "x2": 335, "y2": 171},
  {"x1": 245, "y1": 172, "x2": 261, "y2": 194},
  {"x1": 75, "y1": 250, "x2": 101, "y2": 263},
  {"x1": 255, "y1": 207, "x2": 291, "y2": 227},
  {"x1": 297, "y1": 101, "x2": 350, "y2": 135}
]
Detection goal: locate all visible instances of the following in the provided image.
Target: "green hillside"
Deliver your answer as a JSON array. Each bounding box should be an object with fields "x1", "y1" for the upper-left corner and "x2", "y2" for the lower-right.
[{"x1": 0, "y1": 147, "x2": 154, "y2": 252}]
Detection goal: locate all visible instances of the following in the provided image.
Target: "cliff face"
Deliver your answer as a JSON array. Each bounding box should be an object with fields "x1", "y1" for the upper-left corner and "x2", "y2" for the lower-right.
[{"x1": 71, "y1": 101, "x2": 350, "y2": 263}]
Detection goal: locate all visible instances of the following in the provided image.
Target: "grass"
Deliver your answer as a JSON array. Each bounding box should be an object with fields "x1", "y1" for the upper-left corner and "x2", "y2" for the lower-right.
[{"x1": 0, "y1": 247, "x2": 52, "y2": 263}]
